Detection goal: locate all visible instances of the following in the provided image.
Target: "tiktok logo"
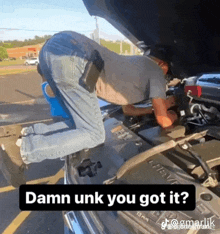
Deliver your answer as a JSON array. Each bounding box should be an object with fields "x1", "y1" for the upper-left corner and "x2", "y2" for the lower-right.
[{"x1": 161, "y1": 219, "x2": 169, "y2": 230}]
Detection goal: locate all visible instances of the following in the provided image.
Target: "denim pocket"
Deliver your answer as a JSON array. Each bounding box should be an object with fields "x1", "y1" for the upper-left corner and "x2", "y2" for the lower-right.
[
  {"x1": 48, "y1": 54, "x2": 87, "y2": 90},
  {"x1": 43, "y1": 40, "x2": 88, "y2": 91}
]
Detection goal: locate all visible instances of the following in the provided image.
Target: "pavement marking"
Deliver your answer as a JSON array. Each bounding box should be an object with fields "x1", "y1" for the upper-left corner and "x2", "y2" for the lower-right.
[
  {"x1": 2, "y1": 211, "x2": 32, "y2": 234},
  {"x1": 0, "y1": 174, "x2": 58, "y2": 193},
  {"x1": 1, "y1": 168, "x2": 64, "y2": 234}
]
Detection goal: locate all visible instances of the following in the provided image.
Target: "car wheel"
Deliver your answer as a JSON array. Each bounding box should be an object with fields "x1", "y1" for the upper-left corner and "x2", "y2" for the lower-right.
[
  {"x1": 35, "y1": 62, "x2": 38, "y2": 65},
  {"x1": 25, "y1": 63, "x2": 29, "y2": 66}
]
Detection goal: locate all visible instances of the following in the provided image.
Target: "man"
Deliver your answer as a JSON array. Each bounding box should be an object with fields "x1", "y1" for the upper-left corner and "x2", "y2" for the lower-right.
[
  {"x1": 121, "y1": 58, "x2": 176, "y2": 118},
  {"x1": 0, "y1": 31, "x2": 177, "y2": 187}
]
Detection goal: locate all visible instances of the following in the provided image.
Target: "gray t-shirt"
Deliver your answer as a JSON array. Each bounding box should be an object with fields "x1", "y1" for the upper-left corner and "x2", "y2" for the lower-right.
[{"x1": 63, "y1": 31, "x2": 166, "y2": 105}]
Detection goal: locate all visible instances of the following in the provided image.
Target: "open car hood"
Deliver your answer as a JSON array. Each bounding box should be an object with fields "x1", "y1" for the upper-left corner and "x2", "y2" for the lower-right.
[{"x1": 83, "y1": 0, "x2": 220, "y2": 78}]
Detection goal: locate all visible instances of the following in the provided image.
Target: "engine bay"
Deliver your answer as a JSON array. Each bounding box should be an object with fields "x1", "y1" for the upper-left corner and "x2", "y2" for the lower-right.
[
  {"x1": 64, "y1": 81, "x2": 220, "y2": 233},
  {"x1": 66, "y1": 80, "x2": 220, "y2": 195},
  {"x1": 122, "y1": 82, "x2": 220, "y2": 194}
]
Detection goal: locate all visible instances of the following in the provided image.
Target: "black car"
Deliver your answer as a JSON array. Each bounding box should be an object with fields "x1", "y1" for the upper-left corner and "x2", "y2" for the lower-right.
[{"x1": 63, "y1": 0, "x2": 220, "y2": 233}]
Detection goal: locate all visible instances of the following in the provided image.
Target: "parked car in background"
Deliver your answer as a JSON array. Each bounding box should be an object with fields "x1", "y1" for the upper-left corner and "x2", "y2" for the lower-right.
[{"x1": 24, "y1": 57, "x2": 39, "y2": 65}]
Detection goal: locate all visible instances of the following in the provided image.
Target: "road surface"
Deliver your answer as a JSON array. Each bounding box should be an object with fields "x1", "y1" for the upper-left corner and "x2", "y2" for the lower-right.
[{"x1": 0, "y1": 71, "x2": 65, "y2": 234}]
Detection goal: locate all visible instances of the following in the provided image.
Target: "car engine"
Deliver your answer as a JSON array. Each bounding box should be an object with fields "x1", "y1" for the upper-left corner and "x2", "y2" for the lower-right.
[{"x1": 64, "y1": 81, "x2": 220, "y2": 234}]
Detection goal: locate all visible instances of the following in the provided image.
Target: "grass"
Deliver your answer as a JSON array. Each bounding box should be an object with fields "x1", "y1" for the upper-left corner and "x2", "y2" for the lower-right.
[
  {"x1": 0, "y1": 58, "x2": 37, "y2": 75},
  {"x1": 0, "y1": 67, "x2": 37, "y2": 76},
  {"x1": 101, "y1": 40, "x2": 131, "y2": 54},
  {"x1": 0, "y1": 59, "x2": 26, "y2": 67},
  {"x1": 100, "y1": 39, "x2": 141, "y2": 55}
]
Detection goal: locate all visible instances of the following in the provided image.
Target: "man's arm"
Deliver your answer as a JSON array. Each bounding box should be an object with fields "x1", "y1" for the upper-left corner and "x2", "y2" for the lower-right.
[
  {"x1": 122, "y1": 104, "x2": 153, "y2": 116},
  {"x1": 165, "y1": 96, "x2": 176, "y2": 109},
  {"x1": 122, "y1": 96, "x2": 176, "y2": 117}
]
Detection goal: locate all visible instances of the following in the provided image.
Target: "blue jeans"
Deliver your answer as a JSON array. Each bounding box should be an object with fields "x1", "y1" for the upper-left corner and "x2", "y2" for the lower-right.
[{"x1": 20, "y1": 32, "x2": 105, "y2": 163}]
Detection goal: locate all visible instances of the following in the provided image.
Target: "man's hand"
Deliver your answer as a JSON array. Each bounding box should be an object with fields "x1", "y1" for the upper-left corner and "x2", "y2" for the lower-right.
[
  {"x1": 46, "y1": 84, "x2": 55, "y2": 97},
  {"x1": 152, "y1": 98, "x2": 178, "y2": 128}
]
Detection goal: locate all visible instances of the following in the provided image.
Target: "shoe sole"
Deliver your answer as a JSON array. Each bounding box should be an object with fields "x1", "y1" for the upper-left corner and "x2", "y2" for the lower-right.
[{"x1": 0, "y1": 147, "x2": 26, "y2": 188}]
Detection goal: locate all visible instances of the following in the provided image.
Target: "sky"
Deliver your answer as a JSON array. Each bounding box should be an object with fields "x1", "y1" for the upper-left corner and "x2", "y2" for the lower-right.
[{"x1": 0, "y1": 0, "x2": 125, "y2": 41}]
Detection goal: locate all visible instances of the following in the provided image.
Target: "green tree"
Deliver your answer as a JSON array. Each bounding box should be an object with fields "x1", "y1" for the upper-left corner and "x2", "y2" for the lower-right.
[
  {"x1": 2, "y1": 43, "x2": 13, "y2": 48},
  {"x1": 35, "y1": 35, "x2": 41, "y2": 40},
  {"x1": 0, "y1": 46, "x2": 8, "y2": 60},
  {"x1": 0, "y1": 35, "x2": 52, "y2": 48}
]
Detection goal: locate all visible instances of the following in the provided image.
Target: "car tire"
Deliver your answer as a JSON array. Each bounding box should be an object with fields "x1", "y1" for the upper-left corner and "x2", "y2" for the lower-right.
[
  {"x1": 35, "y1": 62, "x2": 38, "y2": 65},
  {"x1": 25, "y1": 63, "x2": 29, "y2": 66}
]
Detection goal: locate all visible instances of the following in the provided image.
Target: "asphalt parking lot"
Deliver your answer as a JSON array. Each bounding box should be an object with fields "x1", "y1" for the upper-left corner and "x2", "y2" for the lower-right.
[{"x1": 0, "y1": 71, "x2": 66, "y2": 234}]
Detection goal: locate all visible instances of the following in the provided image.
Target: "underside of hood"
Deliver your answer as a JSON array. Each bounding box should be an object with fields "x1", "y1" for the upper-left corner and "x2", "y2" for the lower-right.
[{"x1": 83, "y1": 0, "x2": 220, "y2": 78}]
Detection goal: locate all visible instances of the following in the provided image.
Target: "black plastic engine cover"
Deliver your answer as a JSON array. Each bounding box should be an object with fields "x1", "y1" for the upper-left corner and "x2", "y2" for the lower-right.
[{"x1": 66, "y1": 118, "x2": 220, "y2": 234}]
